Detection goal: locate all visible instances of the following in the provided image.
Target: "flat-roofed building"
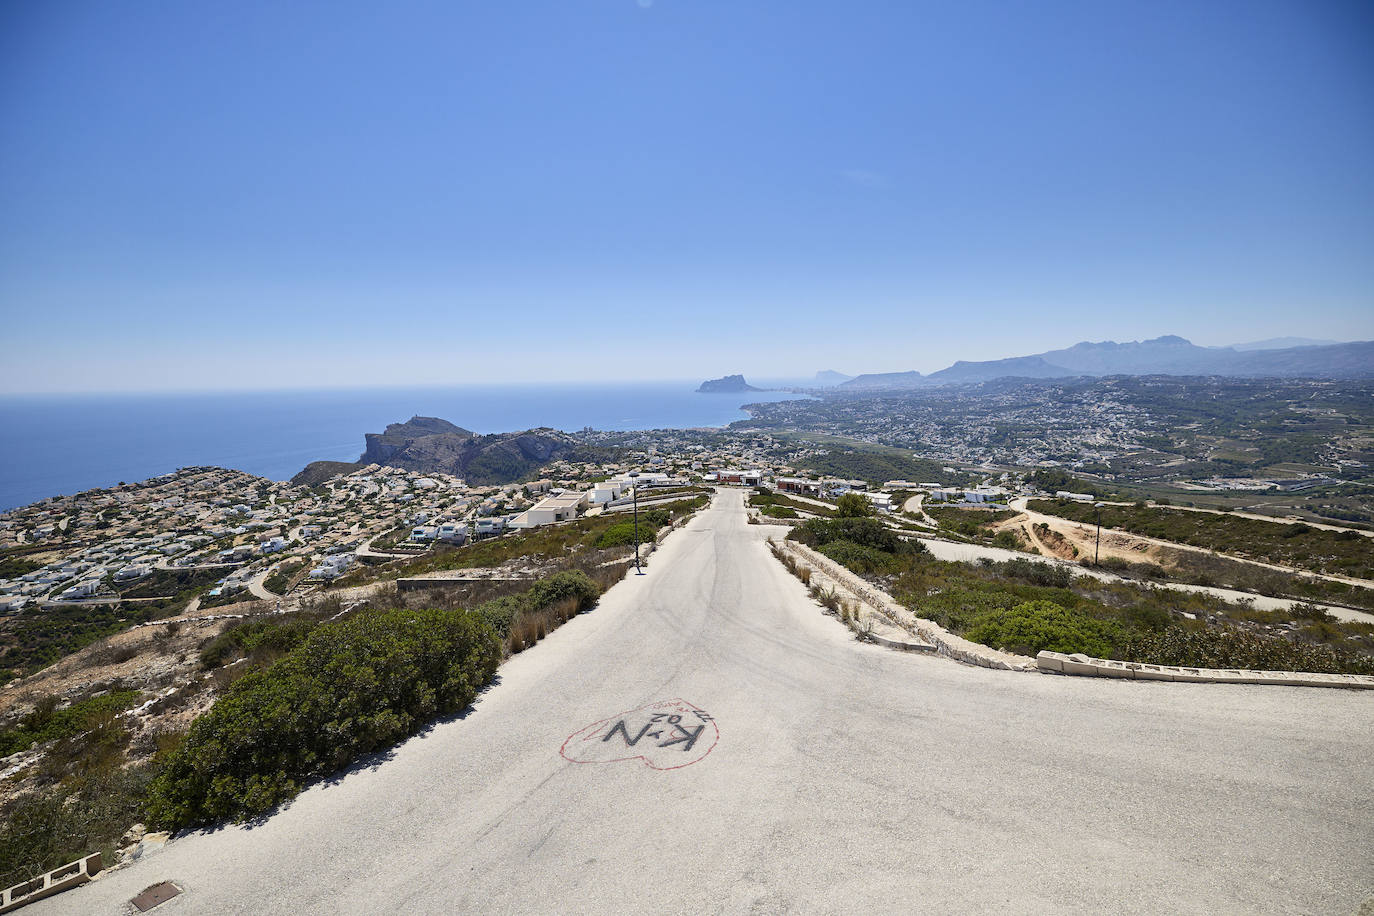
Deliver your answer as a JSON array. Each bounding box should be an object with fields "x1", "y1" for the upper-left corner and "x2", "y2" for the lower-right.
[{"x1": 527, "y1": 491, "x2": 587, "y2": 526}]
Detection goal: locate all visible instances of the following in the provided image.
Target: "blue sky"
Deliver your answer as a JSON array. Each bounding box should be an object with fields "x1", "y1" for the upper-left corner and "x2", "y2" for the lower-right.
[{"x1": 2, "y1": 0, "x2": 1372, "y2": 392}]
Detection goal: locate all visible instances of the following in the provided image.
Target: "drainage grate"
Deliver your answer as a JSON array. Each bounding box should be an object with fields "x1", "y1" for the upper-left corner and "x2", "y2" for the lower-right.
[{"x1": 131, "y1": 881, "x2": 181, "y2": 911}]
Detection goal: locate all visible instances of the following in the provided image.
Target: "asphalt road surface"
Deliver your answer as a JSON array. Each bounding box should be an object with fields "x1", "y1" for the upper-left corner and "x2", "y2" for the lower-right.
[{"x1": 38, "y1": 490, "x2": 1373, "y2": 915}]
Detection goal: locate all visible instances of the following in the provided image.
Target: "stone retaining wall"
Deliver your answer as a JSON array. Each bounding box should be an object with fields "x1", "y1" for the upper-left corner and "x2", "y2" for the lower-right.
[{"x1": 781, "y1": 541, "x2": 1034, "y2": 672}]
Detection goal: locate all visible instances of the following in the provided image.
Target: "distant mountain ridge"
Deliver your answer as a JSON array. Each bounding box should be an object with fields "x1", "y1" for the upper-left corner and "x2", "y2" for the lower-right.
[
  {"x1": 838, "y1": 336, "x2": 1374, "y2": 389},
  {"x1": 841, "y1": 370, "x2": 924, "y2": 390},
  {"x1": 1229, "y1": 337, "x2": 1341, "y2": 351},
  {"x1": 927, "y1": 355, "x2": 1073, "y2": 383},
  {"x1": 813, "y1": 369, "x2": 852, "y2": 384}
]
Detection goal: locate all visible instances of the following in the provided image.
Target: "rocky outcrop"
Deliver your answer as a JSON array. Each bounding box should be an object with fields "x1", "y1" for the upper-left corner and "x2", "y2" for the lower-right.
[
  {"x1": 296, "y1": 416, "x2": 581, "y2": 486},
  {"x1": 360, "y1": 417, "x2": 475, "y2": 465},
  {"x1": 697, "y1": 374, "x2": 760, "y2": 393}
]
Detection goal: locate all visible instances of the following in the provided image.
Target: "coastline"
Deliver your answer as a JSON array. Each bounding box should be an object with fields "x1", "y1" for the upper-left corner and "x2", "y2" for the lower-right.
[{"x1": 0, "y1": 384, "x2": 808, "y2": 513}]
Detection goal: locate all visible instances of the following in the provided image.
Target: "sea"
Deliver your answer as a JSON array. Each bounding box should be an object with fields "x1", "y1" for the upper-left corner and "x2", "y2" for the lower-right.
[{"x1": 0, "y1": 382, "x2": 810, "y2": 512}]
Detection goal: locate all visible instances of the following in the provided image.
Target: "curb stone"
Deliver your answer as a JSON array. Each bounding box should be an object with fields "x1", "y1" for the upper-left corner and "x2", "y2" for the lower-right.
[{"x1": 1036, "y1": 651, "x2": 1374, "y2": 689}]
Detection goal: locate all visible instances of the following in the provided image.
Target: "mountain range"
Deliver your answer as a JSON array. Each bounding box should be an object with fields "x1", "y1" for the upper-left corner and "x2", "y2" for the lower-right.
[{"x1": 839, "y1": 336, "x2": 1373, "y2": 389}]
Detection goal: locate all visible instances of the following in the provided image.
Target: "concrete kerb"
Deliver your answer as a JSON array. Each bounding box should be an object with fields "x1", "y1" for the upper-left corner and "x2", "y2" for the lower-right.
[
  {"x1": 0, "y1": 853, "x2": 102, "y2": 913},
  {"x1": 1036, "y1": 651, "x2": 1374, "y2": 689}
]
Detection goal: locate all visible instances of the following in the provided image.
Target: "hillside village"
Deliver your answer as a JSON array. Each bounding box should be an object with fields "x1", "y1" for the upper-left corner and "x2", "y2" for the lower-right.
[{"x1": 0, "y1": 432, "x2": 1013, "y2": 630}]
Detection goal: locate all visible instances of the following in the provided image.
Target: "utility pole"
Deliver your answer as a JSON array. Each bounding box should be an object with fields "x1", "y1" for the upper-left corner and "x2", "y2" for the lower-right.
[
  {"x1": 630, "y1": 471, "x2": 643, "y2": 575},
  {"x1": 1094, "y1": 501, "x2": 1104, "y2": 566}
]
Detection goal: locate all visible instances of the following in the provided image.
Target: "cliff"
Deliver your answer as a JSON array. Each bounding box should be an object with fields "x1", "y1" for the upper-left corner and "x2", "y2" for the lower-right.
[
  {"x1": 697, "y1": 374, "x2": 761, "y2": 393},
  {"x1": 296, "y1": 416, "x2": 583, "y2": 486}
]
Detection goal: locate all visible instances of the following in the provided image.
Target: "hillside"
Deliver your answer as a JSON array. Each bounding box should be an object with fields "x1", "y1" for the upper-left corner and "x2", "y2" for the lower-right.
[
  {"x1": 296, "y1": 416, "x2": 583, "y2": 486},
  {"x1": 840, "y1": 370, "x2": 924, "y2": 390},
  {"x1": 925, "y1": 355, "x2": 1075, "y2": 384},
  {"x1": 290, "y1": 460, "x2": 363, "y2": 487}
]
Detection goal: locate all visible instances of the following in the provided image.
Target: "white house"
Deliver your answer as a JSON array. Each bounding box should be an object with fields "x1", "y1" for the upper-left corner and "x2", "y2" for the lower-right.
[
  {"x1": 115, "y1": 563, "x2": 153, "y2": 582},
  {"x1": 526, "y1": 492, "x2": 587, "y2": 526},
  {"x1": 474, "y1": 517, "x2": 507, "y2": 537},
  {"x1": 260, "y1": 537, "x2": 288, "y2": 554},
  {"x1": 60, "y1": 578, "x2": 103, "y2": 599},
  {"x1": 436, "y1": 522, "x2": 468, "y2": 544},
  {"x1": 863, "y1": 493, "x2": 894, "y2": 513},
  {"x1": 588, "y1": 482, "x2": 625, "y2": 506}
]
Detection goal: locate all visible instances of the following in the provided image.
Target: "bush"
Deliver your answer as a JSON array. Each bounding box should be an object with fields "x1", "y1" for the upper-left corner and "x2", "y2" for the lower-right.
[
  {"x1": 820, "y1": 540, "x2": 900, "y2": 576},
  {"x1": 525, "y1": 571, "x2": 600, "y2": 617},
  {"x1": 0, "y1": 690, "x2": 141, "y2": 758},
  {"x1": 199, "y1": 617, "x2": 319, "y2": 670},
  {"x1": 144, "y1": 607, "x2": 501, "y2": 828},
  {"x1": 834, "y1": 493, "x2": 874, "y2": 518},
  {"x1": 594, "y1": 511, "x2": 670, "y2": 549},
  {"x1": 965, "y1": 600, "x2": 1119, "y2": 657},
  {"x1": 0, "y1": 764, "x2": 155, "y2": 888},
  {"x1": 790, "y1": 517, "x2": 919, "y2": 555},
  {"x1": 996, "y1": 558, "x2": 1073, "y2": 589},
  {"x1": 1119, "y1": 625, "x2": 1374, "y2": 675},
  {"x1": 473, "y1": 572, "x2": 601, "y2": 639},
  {"x1": 474, "y1": 595, "x2": 526, "y2": 637}
]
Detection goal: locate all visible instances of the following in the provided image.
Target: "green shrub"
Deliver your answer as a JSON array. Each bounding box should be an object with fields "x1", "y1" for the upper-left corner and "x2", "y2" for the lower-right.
[
  {"x1": 1119, "y1": 625, "x2": 1374, "y2": 675},
  {"x1": 965, "y1": 600, "x2": 1119, "y2": 657},
  {"x1": 0, "y1": 763, "x2": 155, "y2": 888},
  {"x1": 199, "y1": 617, "x2": 319, "y2": 669},
  {"x1": 145, "y1": 607, "x2": 501, "y2": 828},
  {"x1": 594, "y1": 508, "x2": 675, "y2": 548},
  {"x1": 0, "y1": 690, "x2": 141, "y2": 758},
  {"x1": 834, "y1": 492, "x2": 874, "y2": 518},
  {"x1": 819, "y1": 540, "x2": 900, "y2": 576},
  {"x1": 594, "y1": 522, "x2": 641, "y2": 549},
  {"x1": 996, "y1": 558, "x2": 1073, "y2": 589},
  {"x1": 525, "y1": 571, "x2": 600, "y2": 615},
  {"x1": 474, "y1": 595, "x2": 526, "y2": 637},
  {"x1": 790, "y1": 517, "x2": 919, "y2": 555},
  {"x1": 472, "y1": 571, "x2": 601, "y2": 639}
]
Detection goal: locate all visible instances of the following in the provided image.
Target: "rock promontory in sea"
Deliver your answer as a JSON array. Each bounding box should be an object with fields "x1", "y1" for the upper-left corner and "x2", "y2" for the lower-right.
[
  {"x1": 293, "y1": 415, "x2": 591, "y2": 487},
  {"x1": 696, "y1": 374, "x2": 761, "y2": 393}
]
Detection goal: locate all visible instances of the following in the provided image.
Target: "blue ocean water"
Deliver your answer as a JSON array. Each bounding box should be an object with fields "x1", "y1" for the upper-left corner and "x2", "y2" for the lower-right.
[{"x1": 0, "y1": 383, "x2": 807, "y2": 512}]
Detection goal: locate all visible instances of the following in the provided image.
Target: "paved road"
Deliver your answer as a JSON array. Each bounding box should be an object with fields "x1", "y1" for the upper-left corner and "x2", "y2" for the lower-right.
[
  {"x1": 41, "y1": 491, "x2": 1374, "y2": 915},
  {"x1": 245, "y1": 568, "x2": 279, "y2": 602}
]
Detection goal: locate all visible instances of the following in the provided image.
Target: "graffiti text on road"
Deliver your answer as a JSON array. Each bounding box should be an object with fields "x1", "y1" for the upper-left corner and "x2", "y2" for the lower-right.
[{"x1": 560, "y1": 698, "x2": 719, "y2": 770}]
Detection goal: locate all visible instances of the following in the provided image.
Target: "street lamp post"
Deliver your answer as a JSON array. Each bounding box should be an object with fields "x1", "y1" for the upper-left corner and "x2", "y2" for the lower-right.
[
  {"x1": 630, "y1": 472, "x2": 643, "y2": 575},
  {"x1": 1094, "y1": 501, "x2": 1104, "y2": 566}
]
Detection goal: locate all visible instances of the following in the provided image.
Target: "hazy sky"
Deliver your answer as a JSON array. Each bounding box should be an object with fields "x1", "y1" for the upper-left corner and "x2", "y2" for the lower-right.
[{"x1": 2, "y1": 1, "x2": 1372, "y2": 393}]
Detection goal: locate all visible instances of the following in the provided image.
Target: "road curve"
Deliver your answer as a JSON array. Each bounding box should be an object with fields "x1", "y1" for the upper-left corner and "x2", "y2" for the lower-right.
[{"x1": 39, "y1": 490, "x2": 1374, "y2": 915}]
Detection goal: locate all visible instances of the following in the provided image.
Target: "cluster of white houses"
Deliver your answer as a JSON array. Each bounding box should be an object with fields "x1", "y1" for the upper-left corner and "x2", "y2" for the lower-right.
[{"x1": 406, "y1": 471, "x2": 686, "y2": 545}]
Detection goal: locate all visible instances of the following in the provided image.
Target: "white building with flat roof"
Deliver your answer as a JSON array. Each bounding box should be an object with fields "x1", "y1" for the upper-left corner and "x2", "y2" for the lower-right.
[{"x1": 526, "y1": 492, "x2": 588, "y2": 526}]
